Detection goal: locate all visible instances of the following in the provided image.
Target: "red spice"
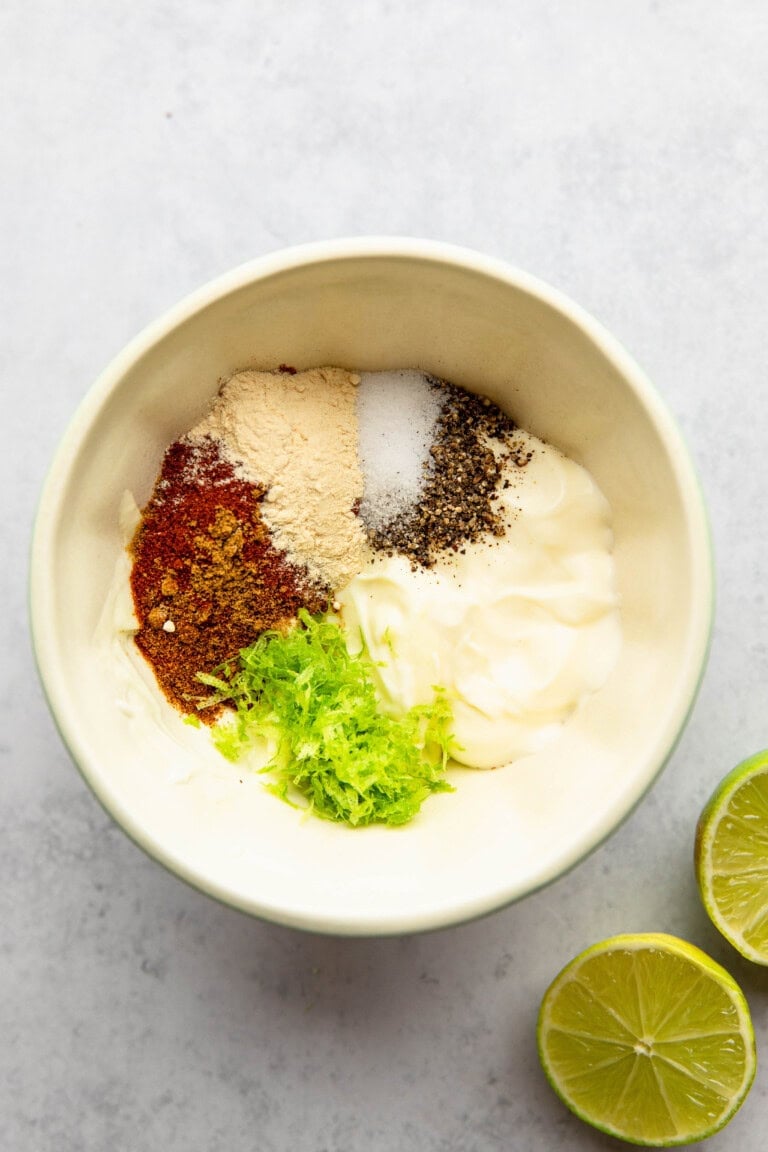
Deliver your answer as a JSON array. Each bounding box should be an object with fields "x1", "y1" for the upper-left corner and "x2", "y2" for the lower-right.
[{"x1": 130, "y1": 436, "x2": 327, "y2": 715}]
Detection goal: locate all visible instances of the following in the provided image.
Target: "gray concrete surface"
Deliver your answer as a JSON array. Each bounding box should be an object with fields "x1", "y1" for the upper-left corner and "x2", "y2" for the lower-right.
[{"x1": 4, "y1": 2, "x2": 768, "y2": 1148}]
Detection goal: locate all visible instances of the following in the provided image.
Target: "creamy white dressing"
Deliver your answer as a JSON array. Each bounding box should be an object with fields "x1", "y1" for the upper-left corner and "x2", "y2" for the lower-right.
[{"x1": 337, "y1": 432, "x2": 622, "y2": 768}]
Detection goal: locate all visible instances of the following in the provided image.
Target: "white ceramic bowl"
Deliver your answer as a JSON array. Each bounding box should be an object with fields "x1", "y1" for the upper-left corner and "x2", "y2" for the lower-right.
[{"x1": 30, "y1": 239, "x2": 713, "y2": 935}]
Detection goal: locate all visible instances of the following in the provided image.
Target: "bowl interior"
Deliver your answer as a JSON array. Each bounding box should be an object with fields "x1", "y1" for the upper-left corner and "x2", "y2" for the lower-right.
[{"x1": 31, "y1": 246, "x2": 712, "y2": 934}]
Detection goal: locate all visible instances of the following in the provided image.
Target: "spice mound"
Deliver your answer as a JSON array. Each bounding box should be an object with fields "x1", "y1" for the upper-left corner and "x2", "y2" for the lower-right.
[
  {"x1": 361, "y1": 375, "x2": 521, "y2": 567},
  {"x1": 190, "y1": 366, "x2": 369, "y2": 588},
  {"x1": 120, "y1": 364, "x2": 622, "y2": 826},
  {"x1": 130, "y1": 436, "x2": 327, "y2": 713}
]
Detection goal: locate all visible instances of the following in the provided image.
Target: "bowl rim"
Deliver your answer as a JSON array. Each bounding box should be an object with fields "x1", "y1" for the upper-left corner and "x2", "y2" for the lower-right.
[{"x1": 29, "y1": 237, "x2": 714, "y2": 935}]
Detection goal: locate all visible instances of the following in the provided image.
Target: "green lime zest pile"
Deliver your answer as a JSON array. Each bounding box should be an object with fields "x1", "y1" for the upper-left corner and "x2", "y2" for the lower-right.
[{"x1": 198, "y1": 610, "x2": 456, "y2": 827}]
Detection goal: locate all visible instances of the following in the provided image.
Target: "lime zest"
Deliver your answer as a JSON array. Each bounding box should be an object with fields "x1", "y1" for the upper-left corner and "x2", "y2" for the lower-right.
[
  {"x1": 199, "y1": 610, "x2": 456, "y2": 826},
  {"x1": 381, "y1": 625, "x2": 397, "y2": 657}
]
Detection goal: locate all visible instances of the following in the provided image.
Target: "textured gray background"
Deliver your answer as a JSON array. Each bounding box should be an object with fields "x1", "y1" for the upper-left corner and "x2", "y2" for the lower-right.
[{"x1": 5, "y1": 2, "x2": 768, "y2": 1149}]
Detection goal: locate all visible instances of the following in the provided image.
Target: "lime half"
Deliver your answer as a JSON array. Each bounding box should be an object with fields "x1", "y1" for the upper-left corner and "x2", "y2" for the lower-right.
[
  {"x1": 537, "y1": 933, "x2": 755, "y2": 1146},
  {"x1": 696, "y1": 749, "x2": 768, "y2": 964}
]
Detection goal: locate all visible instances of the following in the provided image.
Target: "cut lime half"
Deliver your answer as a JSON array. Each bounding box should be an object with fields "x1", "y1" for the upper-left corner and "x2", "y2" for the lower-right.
[
  {"x1": 696, "y1": 749, "x2": 768, "y2": 964},
  {"x1": 537, "y1": 933, "x2": 755, "y2": 1146}
]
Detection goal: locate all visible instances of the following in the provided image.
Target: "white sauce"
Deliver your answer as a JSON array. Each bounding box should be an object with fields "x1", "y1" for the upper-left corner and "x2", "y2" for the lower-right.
[{"x1": 337, "y1": 431, "x2": 622, "y2": 768}]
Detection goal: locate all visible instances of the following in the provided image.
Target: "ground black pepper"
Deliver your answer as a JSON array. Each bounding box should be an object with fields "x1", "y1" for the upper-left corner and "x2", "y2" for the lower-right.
[{"x1": 364, "y1": 377, "x2": 531, "y2": 567}]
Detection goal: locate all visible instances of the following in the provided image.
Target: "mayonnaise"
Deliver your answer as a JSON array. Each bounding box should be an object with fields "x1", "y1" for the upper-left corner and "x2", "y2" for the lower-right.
[{"x1": 337, "y1": 432, "x2": 621, "y2": 768}]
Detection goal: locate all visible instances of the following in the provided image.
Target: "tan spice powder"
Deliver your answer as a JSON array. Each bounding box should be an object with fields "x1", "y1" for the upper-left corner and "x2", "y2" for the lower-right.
[{"x1": 189, "y1": 366, "x2": 370, "y2": 588}]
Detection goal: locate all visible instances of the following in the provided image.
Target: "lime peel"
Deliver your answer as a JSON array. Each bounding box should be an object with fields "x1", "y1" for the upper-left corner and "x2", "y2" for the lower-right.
[
  {"x1": 537, "y1": 933, "x2": 756, "y2": 1147},
  {"x1": 696, "y1": 749, "x2": 768, "y2": 964},
  {"x1": 199, "y1": 609, "x2": 456, "y2": 827}
]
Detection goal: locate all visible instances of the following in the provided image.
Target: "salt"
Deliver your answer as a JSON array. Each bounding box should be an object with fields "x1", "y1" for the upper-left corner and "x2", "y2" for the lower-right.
[{"x1": 356, "y1": 370, "x2": 443, "y2": 531}]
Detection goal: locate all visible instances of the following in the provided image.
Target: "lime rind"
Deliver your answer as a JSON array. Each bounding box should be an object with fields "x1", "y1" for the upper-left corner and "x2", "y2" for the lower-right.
[
  {"x1": 537, "y1": 933, "x2": 756, "y2": 1147},
  {"x1": 696, "y1": 751, "x2": 768, "y2": 964}
]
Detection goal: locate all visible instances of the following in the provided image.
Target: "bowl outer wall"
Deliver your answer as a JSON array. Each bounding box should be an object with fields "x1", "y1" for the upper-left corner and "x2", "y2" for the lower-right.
[{"x1": 29, "y1": 238, "x2": 714, "y2": 935}]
